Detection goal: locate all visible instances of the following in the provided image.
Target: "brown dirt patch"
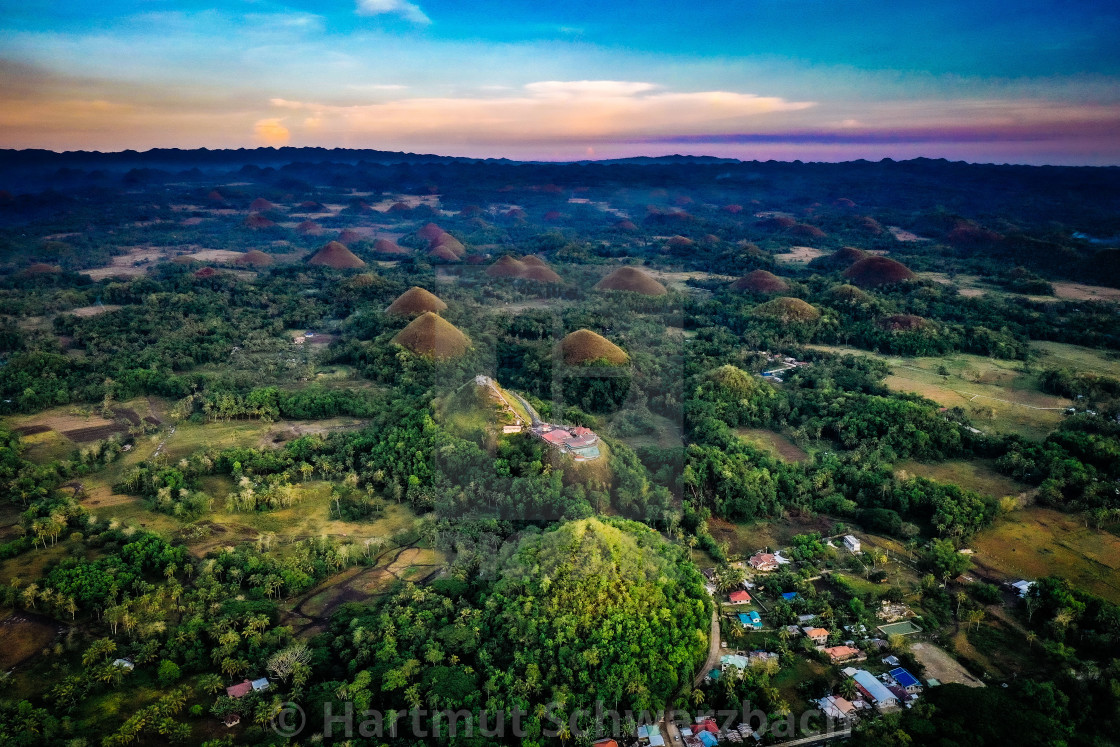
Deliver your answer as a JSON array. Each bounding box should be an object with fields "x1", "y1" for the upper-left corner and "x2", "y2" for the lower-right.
[
  {"x1": 773, "y1": 246, "x2": 826, "y2": 264},
  {"x1": 0, "y1": 613, "x2": 60, "y2": 670},
  {"x1": 910, "y1": 642, "x2": 985, "y2": 687},
  {"x1": 62, "y1": 424, "x2": 127, "y2": 442},
  {"x1": 188, "y1": 249, "x2": 245, "y2": 263},
  {"x1": 1051, "y1": 282, "x2": 1120, "y2": 302},
  {"x1": 12, "y1": 424, "x2": 50, "y2": 436},
  {"x1": 81, "y1": 246, "x2": 168, "y2": 280}
]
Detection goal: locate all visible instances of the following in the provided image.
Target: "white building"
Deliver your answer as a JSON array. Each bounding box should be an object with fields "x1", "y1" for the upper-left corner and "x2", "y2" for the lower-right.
[{"x1": 843, "y1": 535, "x2": 861, "y2": 553}]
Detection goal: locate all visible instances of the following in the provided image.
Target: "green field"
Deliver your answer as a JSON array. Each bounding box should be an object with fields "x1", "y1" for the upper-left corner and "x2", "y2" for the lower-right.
[
  {"x1": 1032, "y1": 340, "x2": 1120, "y2": 378},
  {"x1": 894, "y1": 458, "x2": 1028, "y2": 500},
  {"x1": 806, "y1": 344, "x2": 1070, "y2": 439},
  {"x1": 971, "y1": 507, "x2": 1120, "y2": 604},
  {"x1": 735, "y1": 428, "x2": 809, "y2": 462}
]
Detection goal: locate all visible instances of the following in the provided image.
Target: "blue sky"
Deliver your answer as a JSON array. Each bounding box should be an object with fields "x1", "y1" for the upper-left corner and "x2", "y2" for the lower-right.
[{"x1": 2, "y1": 1, "x2": 1119, "y2": 163}]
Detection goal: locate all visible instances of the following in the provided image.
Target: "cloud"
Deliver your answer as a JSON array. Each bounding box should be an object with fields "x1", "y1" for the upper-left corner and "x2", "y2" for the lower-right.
[
  {"x1": 355, "y1": 0, "x2": 430, "y2": 25},
  {"x1": 523, "y1": 80, "x2": 659, "y2": 98},
  {"x1": 253, "y1": 118, "x2": 290, "y2": 145},
  {"x1": 267, "y1": 81, "x2": 813, "y2": 145}
]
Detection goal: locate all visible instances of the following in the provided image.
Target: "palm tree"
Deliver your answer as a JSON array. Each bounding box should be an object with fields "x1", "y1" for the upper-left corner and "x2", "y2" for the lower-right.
[{"x1": 838, "y1": 678, "x2": 858, "y2": 701}]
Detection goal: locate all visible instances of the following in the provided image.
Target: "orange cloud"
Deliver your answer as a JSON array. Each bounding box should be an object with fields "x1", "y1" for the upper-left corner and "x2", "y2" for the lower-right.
[
  {"x1": 268, "y1": 81, "x2": 814, "y2": 145},
  {"x1": 253, "y1": 118, "x2": 290, "y2": 145}
]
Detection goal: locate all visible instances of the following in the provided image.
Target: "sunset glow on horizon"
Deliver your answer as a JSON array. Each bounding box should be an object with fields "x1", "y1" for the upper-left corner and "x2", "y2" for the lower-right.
[{"x1": 3, "y1": 1, "x2": 1120, "y2": 164}]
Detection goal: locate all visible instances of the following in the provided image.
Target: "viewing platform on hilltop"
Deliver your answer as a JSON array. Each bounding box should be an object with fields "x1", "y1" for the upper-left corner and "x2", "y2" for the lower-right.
[{"x1": 533, "y1": 422, "x2": 602, "y2": 461}]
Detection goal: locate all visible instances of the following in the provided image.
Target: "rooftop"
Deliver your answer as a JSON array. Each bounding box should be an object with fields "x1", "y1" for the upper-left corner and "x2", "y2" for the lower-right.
[
  {"x1": 852, "y1": 670, "x2": 898, "y2": 705},
  {"x1": 889, "y1": 667, "x2": 921, "y2": 689}
]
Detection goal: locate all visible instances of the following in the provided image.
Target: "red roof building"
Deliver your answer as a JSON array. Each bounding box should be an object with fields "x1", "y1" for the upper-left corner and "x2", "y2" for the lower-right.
[
  {"x1": 748, "y1": 553, "x2": 779, "y2": 572},
  {"x1": 226, "y1": 680, "x2": 253, "y2": 699},
  {"x1": 729, "y1": 590, "x2": 751, "y2": 604},
  {"x1": 542, "y1": 429, "x2": 571, "y2": 445}
]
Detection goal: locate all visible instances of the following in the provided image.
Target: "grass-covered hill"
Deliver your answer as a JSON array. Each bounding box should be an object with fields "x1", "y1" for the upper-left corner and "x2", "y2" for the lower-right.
[{"x1": 489, "y1": 518, "x2": 711, "y2": 711}]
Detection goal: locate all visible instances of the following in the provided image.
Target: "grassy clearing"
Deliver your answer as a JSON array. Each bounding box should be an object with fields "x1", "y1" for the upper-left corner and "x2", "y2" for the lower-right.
[
  {"x1": 961, "y1": 621, "x2": 1038, "y2": 678},
  {"x1": 1050, "y1": 282, "x2": 1120, "y2": 302},
  {"x1": 203, "y1": 483, "x2": 419, "y2": 544},
  {"x1": 894, "y1": 459, "x2": 1028, "y2": 500},
  {"x1": 915, "y1": 272, "x2": 994, "y2": 298},
  {"x1": 612, "y1": 413, "x2": 683, "y2": 450},
  {"x1": 0, "y1": 542, "x2": 75, "y2": 588},
  {"x1": 771, "y1": 656, "x2": 827, "y2": 716},
  {"x1": 805, "y1": 344, "x2": 1069, "y2": 440},
  {"x1": 735, "y1": 428, "x2": 808, "y2": 463},
  {"x1": 0, "y1": 613, "x2": 59, "y2": 669},
  {"x1": 971, "y1": 507, "x2": 1120, "y2": 604},
  {"x1": 773, "y1": 246, "x2": 826, "y2": 265},
  {"x1": 1032, "y1": 340, "x2": 1120, "y2": 378},
  {"x1": 706, "y1": 514, "x2": 837, "y2": 559}
]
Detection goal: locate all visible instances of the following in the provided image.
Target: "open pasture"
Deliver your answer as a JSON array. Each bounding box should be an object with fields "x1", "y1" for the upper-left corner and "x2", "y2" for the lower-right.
[
  {"x1": 735, "y1": 428, "x2": 809, "y2": 462},
  {"x1": 805, "y1": 345, "x2": 1070, "y2": 439},
  {"x1": 894, "y1": 459, "x2": 1028, "y2": 500},
  {"x1": 971, "y1": 507, "x2": 1120, "y2": 604}
]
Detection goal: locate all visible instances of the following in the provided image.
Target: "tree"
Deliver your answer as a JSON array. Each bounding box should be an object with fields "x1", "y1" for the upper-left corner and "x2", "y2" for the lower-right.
[
  {"x1": 921, "y1": 539, "x2": 971, "y2": 582},
  {"x1": 158, "y1": 659, "x2": 181, "y2": 687}
]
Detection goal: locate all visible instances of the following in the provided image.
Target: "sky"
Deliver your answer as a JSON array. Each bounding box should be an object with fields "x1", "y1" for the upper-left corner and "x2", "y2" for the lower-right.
[{"x1": 2, "y1": 1, "x2": 1120, "y2": 164}]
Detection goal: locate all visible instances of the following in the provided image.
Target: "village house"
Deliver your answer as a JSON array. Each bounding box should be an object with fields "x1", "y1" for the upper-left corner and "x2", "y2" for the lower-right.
[
  {"x1": 226, "y1": 677, "x2": 270, "y2": 699},
  {"x1": 637, "y1": 723, "x2": 665, "y2": 746},
  {"x1": 842, "y1": 534, "x2": 861, "y2": 553},
  {"x1": 748, "y1": 552, "x2": 779, "y2": 572},
  {"x1": 728, "y1": 590, "x2": 751, "y2": 604},
  {"x1": 850, "y1": 669, "x2": 899, "y2": 710},
  {"x1": 803, "y1": 627, "x2": 830, "y2": 645},
  {"x1": 738, "y1": 610, "x2": 763, "y2": 629},
  {"x1": 888, "y1": 667, "x2": 923, "y2": 695},
  {"x1": 824, "y1": 645, "x2": 866, "y2": 664},
  {"x1": 816, "y1": 694, "x2": 858, "y2": 722}
]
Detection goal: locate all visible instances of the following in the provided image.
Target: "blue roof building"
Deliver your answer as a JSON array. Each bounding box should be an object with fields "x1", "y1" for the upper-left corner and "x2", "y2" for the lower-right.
[
  {"x1": 738, "y1": 611, "x2": 762, "y2": 629},
  {"x1": 697, "y1": 731, "x2": 718, "y2": 747},
  {"x1": 889, "y1": 667, "x2": 922, "y2": 692},
  {"x1": 781, "y1": 592, "x2": 798, "y2": 601}
]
